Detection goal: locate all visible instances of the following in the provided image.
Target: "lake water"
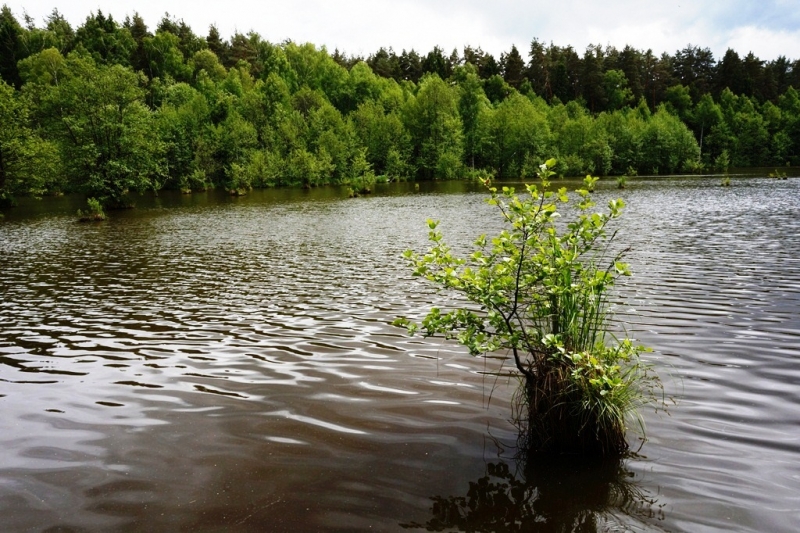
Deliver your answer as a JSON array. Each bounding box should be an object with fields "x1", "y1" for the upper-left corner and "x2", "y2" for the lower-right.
[{"x1": 1, "y1": 174, "x2": 799, "y2": 532}]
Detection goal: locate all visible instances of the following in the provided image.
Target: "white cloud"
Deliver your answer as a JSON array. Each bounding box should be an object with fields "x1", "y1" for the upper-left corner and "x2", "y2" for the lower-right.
[{"x1": 724, "y1": 25, "x2": 800, "y2": 59}]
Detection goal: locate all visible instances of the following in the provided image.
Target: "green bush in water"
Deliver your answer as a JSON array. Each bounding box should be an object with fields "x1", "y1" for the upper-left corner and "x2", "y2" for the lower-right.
[
  {"x1": 401, "y1": 158, "x2": 663, "y2": 457},
  {"x1": 77, "y1": 197, "x2": 106, "y2": 221},
  {"x1": 348, "y1": 172, "x2": 377, "y2": 196}
]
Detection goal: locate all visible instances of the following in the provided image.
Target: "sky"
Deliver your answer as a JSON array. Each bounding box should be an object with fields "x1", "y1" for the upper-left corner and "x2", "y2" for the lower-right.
[{"x1": 6, "y1": 0, "x2": 800, "y2": 62}]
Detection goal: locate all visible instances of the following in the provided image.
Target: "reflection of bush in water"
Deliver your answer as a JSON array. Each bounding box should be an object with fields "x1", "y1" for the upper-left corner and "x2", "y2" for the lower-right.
[{"x1": 401, "y1": 457, "x2": 662, "y2": 532}]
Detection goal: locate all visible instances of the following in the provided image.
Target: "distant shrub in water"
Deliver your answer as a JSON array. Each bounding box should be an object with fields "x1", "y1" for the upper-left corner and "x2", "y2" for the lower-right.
[
  {"x1": 347, "y1": 172, "x2": 377, "y2": 197},
  {"x1": 768, "y1": 169, "x2": 788, "y2": 180},
  {"x1": 346, "y1": 148, "x2": 378, "y2": 197},
  {"x1": 77, "y1": 197, "x2": 106, "y2": 222},
  {"x1": 400, "y1": 159, "x2": 664, "y2": 457}
]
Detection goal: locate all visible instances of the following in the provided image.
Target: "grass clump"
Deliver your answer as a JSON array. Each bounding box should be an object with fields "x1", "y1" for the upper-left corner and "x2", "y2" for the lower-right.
[{"x1": 402, "y1": 158, "x2": 663, "y2": 457}]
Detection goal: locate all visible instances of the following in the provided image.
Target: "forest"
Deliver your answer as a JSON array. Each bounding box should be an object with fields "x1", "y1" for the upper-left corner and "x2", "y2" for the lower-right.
[{"x1": 1, "y1": 6, "x2": 799, "y2": 207}]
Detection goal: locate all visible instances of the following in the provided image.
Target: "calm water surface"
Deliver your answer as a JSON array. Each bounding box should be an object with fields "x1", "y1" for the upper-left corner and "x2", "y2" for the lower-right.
[{"x1": 1, "y1": 176, "x2": 799, "y2": 532}]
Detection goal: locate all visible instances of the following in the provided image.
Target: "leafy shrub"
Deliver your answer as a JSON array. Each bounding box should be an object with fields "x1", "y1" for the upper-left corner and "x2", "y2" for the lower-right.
[
  {"x1": 347, "y1": 173, "x2": 377, "y2": 196},
  {"x1": 77, "y1": 197, "x2": 106, "y2": 222},
  {"x1": 402, "y1": 159, "x2": 663, "y2": 457}
]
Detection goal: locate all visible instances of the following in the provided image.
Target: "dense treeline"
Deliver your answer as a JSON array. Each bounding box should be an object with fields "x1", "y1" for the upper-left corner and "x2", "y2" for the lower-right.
[
  {"x1": 365, "y1": 41, "x2": 800, "y2": 110},
  {"x1": 1, "y1": 6, "x2": 799, "y2": 207}
]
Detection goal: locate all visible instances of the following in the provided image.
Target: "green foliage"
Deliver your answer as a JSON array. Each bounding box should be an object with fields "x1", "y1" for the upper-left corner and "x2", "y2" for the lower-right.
[
  {"x1": 156, "y1": 83, "x2": 208, "y2": 190},
  {"x1": 455, "y1": 65, "x2": 490, "y2": 170},
  {"x1": 0, "y1": 6, "x2": 25, "y2": 87},
  {"x1": 705, "y1": 88, "x2": 772, "y2": 167},
  {"x1": 77, "y1": 196, "x2": 106, "y2": 221},
  {"x1": 778, "y1": 87, "x2": 800, "y2": 166},
  {"x1": 714, "y1": 149, "x2": 730, "y2": 172},
  {"x1": 403, "y1": 74, "x2": 463, "y2": 179},
  {"x1": 18, "y1": 47, "x2": 66, "y2": 86},
  {"x1": 190, "y1": 49, "x2": 227, "y2": 81},
  {"x1": 216, "y1": 111, "x2": 258, "y2": 192},
  {"x1": 32, "y1": 53, "x2": 162, "y2": 206},
  {"x1": 664, "y1": 84, "x2": 693, "y2": 121},
  {"x1": 548, "y1": 102, "x2": 613, "y2": 176},
  {"x1": 483, "y1": 74, "x2": 513, "y2": 104},
  {"x1": 0, "y1": 78, "x2": 61, "y2": 198},
  {"x1": 352, "y1": 100, "x2": 411, "y2": 178},
  {"x1": 403, "y1": 159, "x2": 662, "y2": 456},
  {"x1": 683, "y1": 158, "x2": 705, "y2": 174},
  {"x1": 602, "y1": 70, "x2": 633, "y2": 111},
  {"x1": 640, "y1": 107, "x2": 701, "y2": 174},
  {"x1": 478, "y1": 92, "x2": 551, "y2": 178},
  {"x1": 692, "y1": 93, "x2": 723, "y2": 158},
  {"x1": 283, "y1": 147, "x2": 333, "y2": 188},
  {"x1": 346, "y1": 147, "x2": 376, "y2": 194},
  {"x1": 143, "y1": 30, "x2": 192, "y2": 83},
  {"x1": 1, "y1": 9, "x2": 798, "y2": 202},
  {"x1": 73, "y1": 11, "x2": 136, "y2": 66}
]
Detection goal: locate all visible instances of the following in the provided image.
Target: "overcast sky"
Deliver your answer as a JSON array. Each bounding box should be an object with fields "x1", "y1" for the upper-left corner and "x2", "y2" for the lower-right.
[{"x1": 6, "y1": 0, "x2": 800, "y2": 62}]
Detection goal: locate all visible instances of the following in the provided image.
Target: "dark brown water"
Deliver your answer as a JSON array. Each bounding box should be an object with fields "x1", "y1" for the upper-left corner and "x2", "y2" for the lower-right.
[{"x1": 1, "y1": 176, "x2": 798, "y2": 532}]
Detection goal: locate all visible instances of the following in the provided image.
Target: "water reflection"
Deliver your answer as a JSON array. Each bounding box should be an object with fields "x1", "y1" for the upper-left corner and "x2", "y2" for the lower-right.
[{"x1": 402, "y1": 456, "x2": 662, "y2": 532}]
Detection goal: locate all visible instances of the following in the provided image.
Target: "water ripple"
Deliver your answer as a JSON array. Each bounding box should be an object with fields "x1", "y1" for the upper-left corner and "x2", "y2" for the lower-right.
[{"x1": 1, "y1": 178, "x2": 799, "y2": 531}]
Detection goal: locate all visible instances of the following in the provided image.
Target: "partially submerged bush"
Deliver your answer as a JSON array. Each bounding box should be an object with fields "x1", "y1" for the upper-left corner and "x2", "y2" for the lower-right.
[
  {"x1": 768, "y1": 169, "x2": 788, "y2": 180},
  {"x1": 348, "y1": 172, "x2": 377, "y2": 196},
  {"x1": 402, "y1": 158, "x2": 662, "y2": 457},
  {"x1": 77, "y1": 197, "x2": 106, "y2": 222}
]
